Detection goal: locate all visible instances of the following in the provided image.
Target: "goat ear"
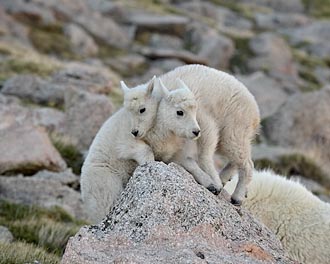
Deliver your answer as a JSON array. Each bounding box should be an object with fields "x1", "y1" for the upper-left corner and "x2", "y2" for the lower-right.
[
  {"x1": 177, "y1": 78, "x2": 190, "y2": 92},
  {"x1": 120, "y1": 80, "x2": 130, "y2": 94},
  {"x1": 146, "y1": 75, "x2": 156, "y2": 97},
  {"x1": 157, "y1": 78, "x2": 170, "y2": 98}
]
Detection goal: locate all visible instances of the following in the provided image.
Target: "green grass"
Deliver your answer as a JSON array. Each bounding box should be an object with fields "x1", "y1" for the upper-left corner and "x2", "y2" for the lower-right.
[
  {"x1": 229, "y1": 37, "x2": 254, "y2": 74},
  {"x1": 292, "y1": 50, "x2": 325, "y2": 92},
  {"x1": 29, "y1": 24, "x2": 78, "y2": 60},
  {"x1": 50, "y1": 134, "x2": 84, "y2": 175},
  {"x1": 0, "y1": 200, "x2": 85, "y2": 257},
  {"x1": 254, "y1": 153, "x2": 328, "y2": 187},
  {"x1": 302, "y1": 0, "x2": 330, "y2": 18},
  {"x1": 0, "y1": 41, "x2": 61, "y2": 84},
  {"x1": 0, "y1": 241, "x2": 60, "y2": 264}
]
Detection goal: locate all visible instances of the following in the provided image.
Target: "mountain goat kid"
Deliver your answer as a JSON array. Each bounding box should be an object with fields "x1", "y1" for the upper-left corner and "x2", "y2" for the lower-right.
[
  {"x1": 224, "y1": 169, "x2": 330, "y2": 264},
  {"x1": 122, "y1": 78, "x2": 220, "y2": 192},
  {"x1": 81, "y1": 77, "x2": 203, "y2": 223},
  {"x1": 126, "y1": 65, "x2": 260, "y2": 205}
]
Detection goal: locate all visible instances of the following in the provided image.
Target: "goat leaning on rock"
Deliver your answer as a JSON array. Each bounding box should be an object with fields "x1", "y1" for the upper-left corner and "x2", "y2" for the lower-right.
[
  {"x1": 81, "y1": 77, "x2": 203, "y2": 223},
  {"x1": 224, "y1": 169, "x2": 330, "y2": 264},
  {"x1": 125, "y1": 64, "x2": 260, "y2": 205}
]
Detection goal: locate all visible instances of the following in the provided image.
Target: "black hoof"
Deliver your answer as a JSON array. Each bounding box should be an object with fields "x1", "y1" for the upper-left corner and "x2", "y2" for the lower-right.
[
  {"x1": 231, "y1": 197, "x2": 242, "y2": 206},
  {"x1": 207, "y1": 184, "x2": 221, "y2": 195}
]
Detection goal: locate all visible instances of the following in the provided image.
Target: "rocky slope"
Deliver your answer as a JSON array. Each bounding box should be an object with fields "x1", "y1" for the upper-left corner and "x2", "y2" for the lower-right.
[
  {"x1": 0, "y1": 0, "x2": 330, "y2": 262},
  {"x1": 62, "y1": 162, "x2": 294, "y2": 264}
]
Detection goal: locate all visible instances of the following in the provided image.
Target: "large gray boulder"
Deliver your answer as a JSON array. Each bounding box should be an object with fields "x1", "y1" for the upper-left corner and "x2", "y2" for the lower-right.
[
  {"x1": 0, "y1": 170, "x2": 86, "y2": 219},
  {"x1": 248, "y1": 33, "x2": 299, "y2": 81},
  {"x1": 283, "y1": 21, "x2": 330, "y2": 60},
  {"x1": 64, "y1": 23, "x2": 99, "y2": 57},
  {"x1": 2, "y1": 75, "x2": 65, "y2": 107},
  {"x1": 62, "y1": 162, "x2": 294, "y2": 264},
  {"x1": 264, "y1": 87, "x2": 330, "y2": 185},
  {"x1": 63, "y1": 87, "x2": 113, "y2": 151},
  {"x1": 0, "y1": 125, "x2": 66, "y2": 175},
  {"x1": 0, "y1": 94, "x2": 65, "y2": 133},
  {"x1": 237, "y1": 72, "x2": 288, "y2": 119}
]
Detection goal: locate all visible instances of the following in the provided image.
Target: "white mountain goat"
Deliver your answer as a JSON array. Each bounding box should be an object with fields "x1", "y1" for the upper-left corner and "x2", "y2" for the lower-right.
[
  {"x1": 124, "y1": 64, "x2": 260, "y2": 205},
  {"x1": 122, "y1": 77, "x2": 220, "y2": 192},
  {"x1": 81, "y1": 77, "x2": 203, "y2": 223},
  {"x1": 224, "y1": 169, "x2": 330, "y2": 264}
]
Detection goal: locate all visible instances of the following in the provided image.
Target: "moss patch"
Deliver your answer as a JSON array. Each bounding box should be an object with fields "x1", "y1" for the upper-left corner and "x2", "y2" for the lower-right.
[
  {"x1": 293, "y1": 50, "x2": 325, "y2": 92},
  {"x1": 254, "y1": 153, "x2": 328, "y2": 187},
  {"x1": 0, "y1": 200, "x2": 85, "y2": 257},
  {"x1": 0, "y1": 241, "x2": 60, "y2": 264},
  {"x1": 302, "y1": 0, "x2": 330, "y2": 18},
  {"x1": 29, "y1": 24, "x2": 77, "y2": 60},
  {"x1": 229, "y1": 37, "x2": 254, "y2": 74},
  {"x1": 0, "y1": 41, "x2": 61, "y2": 84},
  {"x1": 50, "y1": 134, "x2": 84, "y2": 175}
]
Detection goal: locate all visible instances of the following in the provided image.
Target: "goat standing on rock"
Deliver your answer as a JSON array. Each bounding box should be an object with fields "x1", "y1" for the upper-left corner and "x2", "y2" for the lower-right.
[
  {"x1": 81, "y1": 76, "x2": 203, "y2": 223},
  {"x1": 126, "y1": 65, "x2": 260, "y2": 205}
]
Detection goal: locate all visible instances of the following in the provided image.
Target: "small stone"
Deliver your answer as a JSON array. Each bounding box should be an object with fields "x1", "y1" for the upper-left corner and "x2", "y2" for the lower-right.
[
  {"x1": 0, "y1": 226, "x2": 14, "y2": 243},
  {"x1": 64, "y1": 23, "x2": 99, "y2": 57}
]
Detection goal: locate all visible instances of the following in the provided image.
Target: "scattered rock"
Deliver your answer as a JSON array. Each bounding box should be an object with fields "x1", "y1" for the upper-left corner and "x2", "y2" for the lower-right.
[
  {"x1": 216, "y1": 6, "x2": 253, "y2": 31},
  {"x1": 237, "y1": 72, "x2": 288, "y2": 119},
  {"x1": 106, "y1": 54, "x2": 147, "y2": 77},
  {"x1": 177, "y1": 1, "x2": 220, "y2": 20},
  {"x1": 2, "y1": 75, "x2": 64, "y2": 107},
  {"x1": 137, "y1": 46, "x2": 207, "y2": 65},
  {"x1": 254, "y1": 12, "x2": 310, "y2": 30},
  {"x1": 1, "y1": 0, "x2": 57, "y2": 25},
  {"x1": 314, "y1": 67, "x2": 330, "y2": 86},
  {"x1": 248, "y1": 33, "x2": 299, "y2": 81},
  {"x1": 32, "y1": 169, "x2": 79, "y2": 187},
  {"x1": 0, "y1": 172, "x2": 86, "y2": 219},
  {"x1": 148, "y1": 33, "x2": 183, "y2": 50},
  {"x1": 0, "y1": 226, "x2": 14, "y2": 243},
  {"x1": 62, "y1": 162, "x2": 293, "y2": 264},
  {"x1": 74, "y1": 11, "x2": 131, "y2": 48},
  {"x1": 64, "y1": 23, "x2": 99, "y2": 57},
  {"x1": 185, "y1": 23, "x2": 235, "y2": 69},
  {"x1": 235, "y1": 0, "x2": 304, "y2": 13},
  {"x1": 0, "y1": 94, "x2": 65, "y2": 133},
  {"x1": 283, "y1": 21, "x2": 330, "y2": 60},
  {"x1": 0, "y1": 6, "x2": 30, "y2": 46},
  {"x1": 264, "y1": 87, "x2": 330, "y2": 184},
  {"x1": 63, "y1": 87, "x2": 113, "y2": 151},
  {"x1": 52, "y1": 62, "x2": 120, "y2": 95},
  {"x1": 31, "y1": 107, "x2": 66, "y2": 133},
  {"x1": 0, "y1": 125, "x2": 66, "y2": 175},
  {"x1": 197, "y1": 28, "x2": 234, "y2": 69},
  {"x1": 127, "y1": 13, "x2": 189, "y2": 36},
  {"x1": 151, "y1": 59, "x2": 185, "y2": 73}
]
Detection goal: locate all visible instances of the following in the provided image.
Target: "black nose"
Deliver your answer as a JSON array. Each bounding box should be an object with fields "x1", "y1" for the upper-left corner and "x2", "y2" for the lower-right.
[
  {"x1": 131, "y1": 129, "x2": 139, "y2": 137},
  {"x1": 193, "y1": 130, "x2": 200, "y2": 137}
]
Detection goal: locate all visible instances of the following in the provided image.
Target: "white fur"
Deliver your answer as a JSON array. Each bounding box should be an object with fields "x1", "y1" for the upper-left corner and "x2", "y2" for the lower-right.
[
  {"x1": 80, "y1": 80, "x2": 158, "y2": 223},
  {"x1": 224, "y1": 170, "x2": 330, "y2": 264},
  {"x1": 126, "y1": 65, "x2": 260, "y2": 203},
  {"x1": 124, "y1": 77, "x2": 221, "y2": 191},
  {"x1": 81, "y1": 77, "x2": 203, "y2": 223}
]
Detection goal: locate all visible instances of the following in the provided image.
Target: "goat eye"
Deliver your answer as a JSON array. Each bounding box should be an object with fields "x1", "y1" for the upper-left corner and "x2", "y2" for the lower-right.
[
  {"x1": 177, "y1": 110, "x2": 184, "y2": 116},
  {"x1": 139, "y1": 108, "x2": 146, "y2": 114}
]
